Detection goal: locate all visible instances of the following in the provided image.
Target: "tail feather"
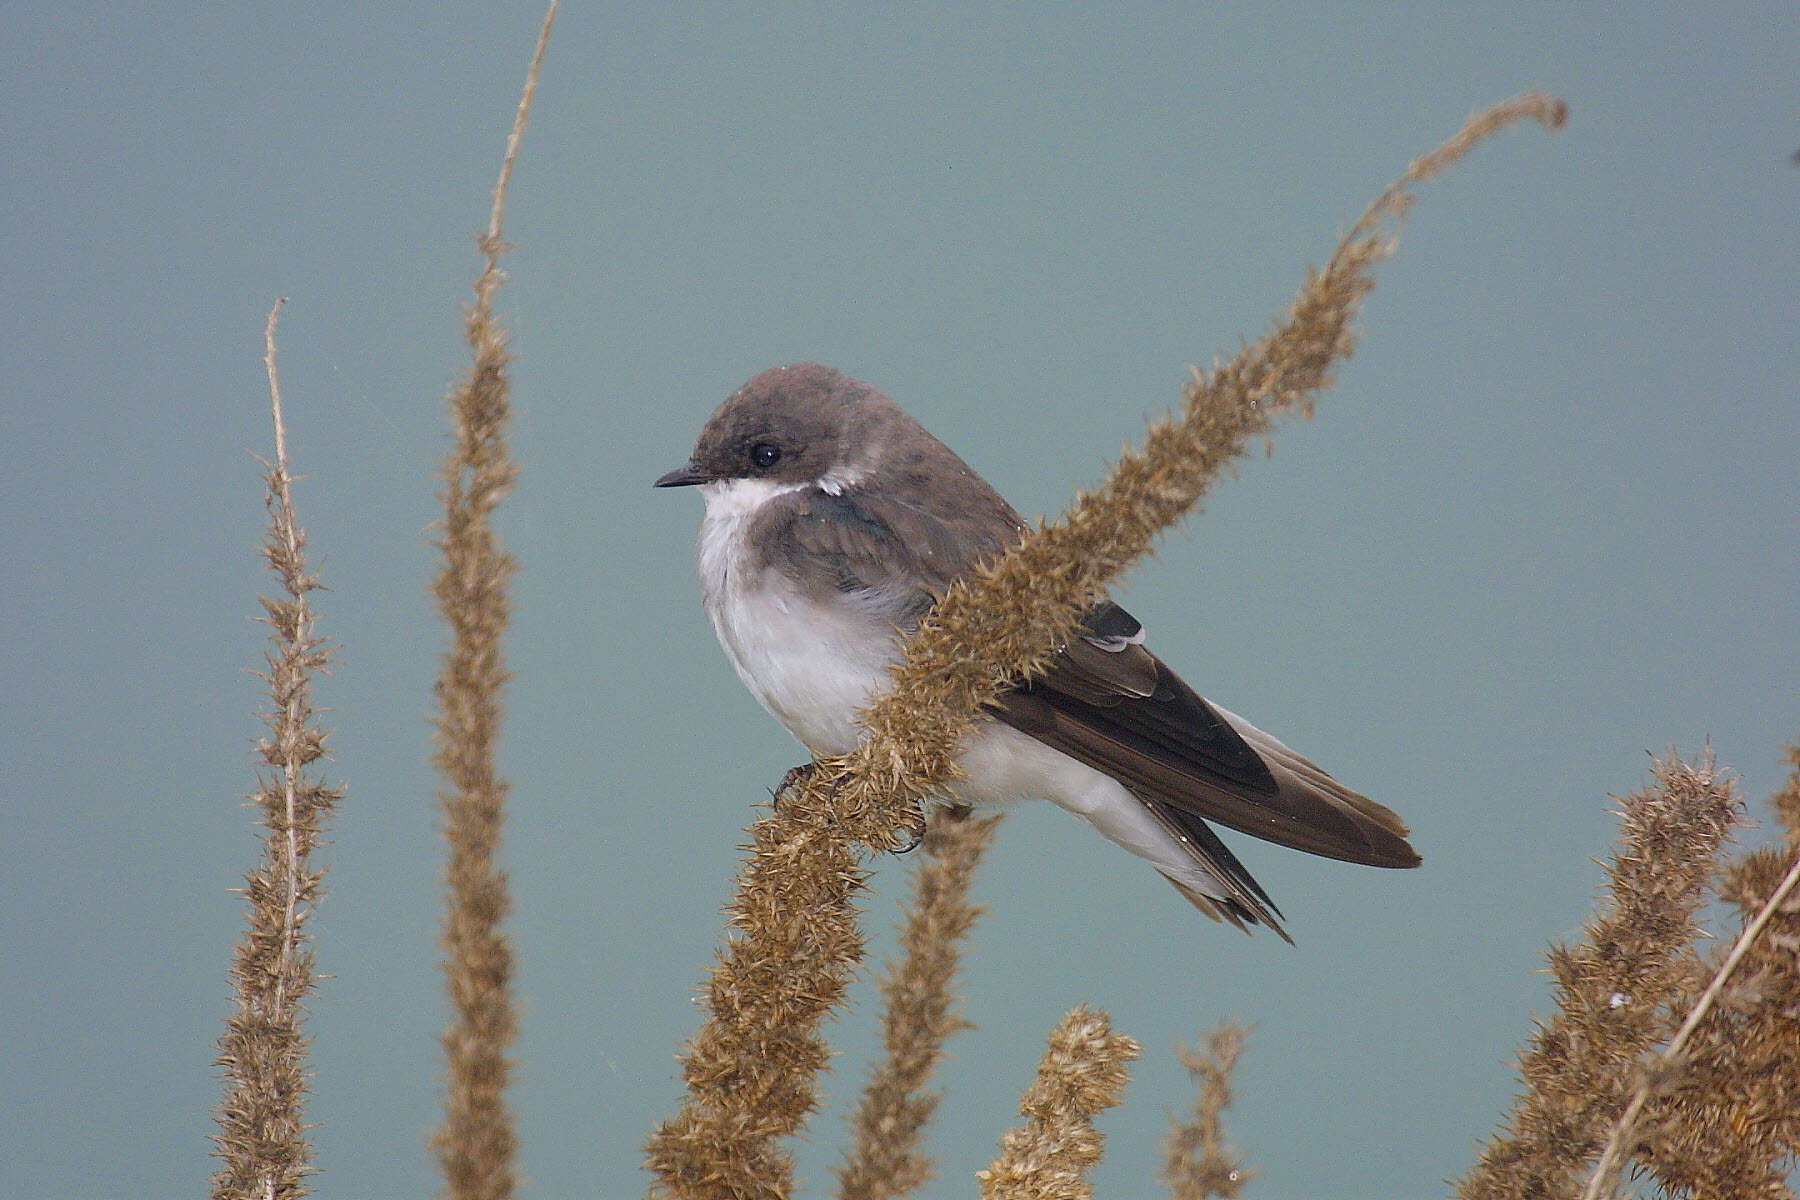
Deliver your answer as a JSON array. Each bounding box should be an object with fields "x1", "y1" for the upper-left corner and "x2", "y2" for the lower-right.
[
  {"x1": 1212, "y1": 705, "x2": 1420, "y2": 867},
  {"x1": 1139, "y1": 792, "x2": 1292, "y2": 944}
]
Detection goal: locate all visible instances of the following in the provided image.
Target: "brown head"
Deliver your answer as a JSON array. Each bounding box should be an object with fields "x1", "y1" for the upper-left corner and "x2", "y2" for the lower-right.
[{"x1": 654, "y1": 363, "x2": 921, "y2": 492}]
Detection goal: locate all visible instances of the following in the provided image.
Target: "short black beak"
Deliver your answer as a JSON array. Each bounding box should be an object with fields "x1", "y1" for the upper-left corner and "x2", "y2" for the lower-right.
[{"x1": 653, "y1": 463, "x2": 710, "y2": 488}]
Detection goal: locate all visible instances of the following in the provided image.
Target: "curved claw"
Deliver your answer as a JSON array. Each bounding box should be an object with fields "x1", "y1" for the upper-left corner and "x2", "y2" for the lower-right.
[
  {"x1": 770, "y1": 761, "x2": 818, "y2": 810},
  {"x1": 889, "y1": 807, "x2": 929, "y2": 855}
]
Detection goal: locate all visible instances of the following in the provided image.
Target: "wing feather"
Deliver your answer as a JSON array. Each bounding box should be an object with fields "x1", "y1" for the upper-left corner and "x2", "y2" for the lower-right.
[{"x1": 993, "y1": 604, "x2": 1420, "y2": 869}]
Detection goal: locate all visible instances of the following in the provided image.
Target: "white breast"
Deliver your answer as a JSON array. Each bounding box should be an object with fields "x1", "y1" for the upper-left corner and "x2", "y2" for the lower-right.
[{"x1": 696, "y1": 477, "x2": 896, "y2": 755}]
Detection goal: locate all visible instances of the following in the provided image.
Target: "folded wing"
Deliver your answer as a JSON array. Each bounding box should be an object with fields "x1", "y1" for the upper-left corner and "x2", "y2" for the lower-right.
[{"x1": 992, "y1": 603, "x2": 1421, "y2": 870}]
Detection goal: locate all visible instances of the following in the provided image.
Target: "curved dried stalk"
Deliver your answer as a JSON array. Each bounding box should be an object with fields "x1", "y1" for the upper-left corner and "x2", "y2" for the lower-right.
[
  {"x1": 645, "y1": 93, "x2": 1567, "y2": 1200},
  {"x1": 430, "y1": 9, "x2": 554, "y2": 1200},
  {"x1": 802, "y1": 91, "x2": 1569, "y2": 862},
  {"x1": 213, "y1": 298, "x2": 343, "y2": 1200}
]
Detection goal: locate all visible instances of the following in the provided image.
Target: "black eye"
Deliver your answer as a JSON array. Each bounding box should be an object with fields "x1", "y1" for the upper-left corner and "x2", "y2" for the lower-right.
[{"x1": 750, "y1": 442, "x2": 781, "y2": 470}]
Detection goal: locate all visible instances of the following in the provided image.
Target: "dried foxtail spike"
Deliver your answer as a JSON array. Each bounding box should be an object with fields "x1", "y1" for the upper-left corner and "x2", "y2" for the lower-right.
[
  {"x1": 212, "y1": 297, "x2": 344, "y2": 1200},
  {"x1": 1163, "y1": 1023, "x2": 1254, "y2": 1200},
  {"x1": 976, "y1": 1006, "x2": 1141, "y2": 1200},
  {"x1": 1456, "y1": 752, "x2": 1739, "y2": 1200},
  {"x1": 1590, "y1": 741, "x2": 1800, "y2": 1200},
  {"x1": 837, "y1": 811, "x2": 1003, "y2": 1200},
  {"x1": 646, "y1": 95, "x2": 1565, "y2": 1200},
  {"x1": 430, "y1": 8, "x2": 553, "y2": 1200}
]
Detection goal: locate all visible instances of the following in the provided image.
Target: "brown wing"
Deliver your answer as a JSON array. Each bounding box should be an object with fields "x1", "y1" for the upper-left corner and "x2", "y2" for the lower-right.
[{"x1": 992, "y1": 603, "x2": 1420, "y2": 869}]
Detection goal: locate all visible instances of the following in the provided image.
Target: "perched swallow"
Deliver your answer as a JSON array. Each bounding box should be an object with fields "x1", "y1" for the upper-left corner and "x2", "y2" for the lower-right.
[{"x1": 657, "y1": 363, "x2": 1419, "y2": 938}]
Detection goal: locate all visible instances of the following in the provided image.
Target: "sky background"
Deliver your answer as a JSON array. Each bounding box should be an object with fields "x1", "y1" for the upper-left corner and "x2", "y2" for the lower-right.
[{"x1": 3, "y1": 4, "x2": 1796, "y2": 1198}]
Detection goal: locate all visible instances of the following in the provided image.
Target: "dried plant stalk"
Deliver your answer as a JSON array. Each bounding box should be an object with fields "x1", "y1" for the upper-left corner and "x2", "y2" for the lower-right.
[
  {"x1": 430, "y1": 9, "x2": 553, "y2": 1200},
  {"x1": 213, "y1": 298, "x2": 344, "y2": 1200},
  {"x1": 976, "y1": 1006, "x2": 1142, "y2": 1200},
  {"x1": 1163, "y1": 1023, "x2": 1254, "y2": 1200},
  {"x1": 645, "y1": 93, "x2": 1566, "y2": 1200},
  {"x1": 837, "y1": 810, "x2": 1004, "y2": 1200},
  {"x1": 1592, "y1": 743, "x2": 1800, "y2": 1200},
  {"x1": 1455, "y1": 753, "x2": 1739, "y2": 1200}
]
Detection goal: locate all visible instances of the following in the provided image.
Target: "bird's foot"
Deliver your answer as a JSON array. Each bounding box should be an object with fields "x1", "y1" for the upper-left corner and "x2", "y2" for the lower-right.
[
  {"x1": 888, "y1": 805, "x2": 929, "y2": 855},
  {"x1": 770, "y1": 761, "x2": 818, "y2": 810}
]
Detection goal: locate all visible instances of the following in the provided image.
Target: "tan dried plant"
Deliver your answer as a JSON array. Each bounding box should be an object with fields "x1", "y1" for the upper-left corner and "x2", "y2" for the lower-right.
[
  {"x1": 212, "y1": 299, "x2": 344, "y2": 1200},
  {"x1": 646, "y1": 93, "x2": 1567, "y2": 1200},
  {"x1": 1586, "y1": 743, "x2": 1800, "y2": 1200},
  {"x1": 838, "y1": 809, "x2": 1004, "y2": 1200},
  {"x1": 1455, "y1": 752, "x2": 1741, "y2": 1200},
  {"x1": 429, "y1": 8, "x2": 554, "y2": 1200},
  {"x1": 975, "y1": 1006, "x2": 1143, "y2": 1200},
  {"x1": 1163, "y1": 1023, "x2": 1255, "y2": 1200}
]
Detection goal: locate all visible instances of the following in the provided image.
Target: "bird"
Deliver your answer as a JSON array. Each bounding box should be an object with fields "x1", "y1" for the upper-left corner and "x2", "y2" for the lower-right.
[{"x1": 655, "y1": 363, "x2": 1419, "y2": 939}]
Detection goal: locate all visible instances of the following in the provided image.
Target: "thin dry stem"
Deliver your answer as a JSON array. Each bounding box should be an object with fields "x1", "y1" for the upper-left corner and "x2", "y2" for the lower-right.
[
  {"x1": 1590, "y1": 743, "x2": 1800, "y2": 1200},
  {"x1": 1163, "y1": 1023, "x2": 1254, "y2": 1200},
  {"x1": 430, "y1": 10, "x2": 552, "y2": 1200},
  {"x1": 837, "y1": 811, "x2": 1003, "y2": 1200},
  {"x1": 646, "y1": 95, "x2": 1565, "y2": 1200},
  {"x1": 976, "y1": 1006, "x2": 1141, "y2": 1200},
  {"x1": 212, "y1": 298, "x2": 342, "y2": 1200},
  {"x1": 263, "y1": 300, "x2": 304, "y2": 1022},
  {"x1": 1353, "y1": 92, "x2": 1569, "y2": 242},
  {"x1": 486, "y1": 4, "x2": 552, "y2": 250},
  {"x1": 1456, "y1": 752, "x2": 1739, "y2": 1200}
]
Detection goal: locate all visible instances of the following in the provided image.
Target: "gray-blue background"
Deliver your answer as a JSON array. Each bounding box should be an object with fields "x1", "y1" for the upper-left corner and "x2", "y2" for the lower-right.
[{"x1": 3, "y1": 4, "x2": 1795, "y2": 1198}]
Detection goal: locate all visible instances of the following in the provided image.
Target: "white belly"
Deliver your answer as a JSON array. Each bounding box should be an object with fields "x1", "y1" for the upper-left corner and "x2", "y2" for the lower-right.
[{"x1": 705, "y1": 579, "x2": 896, "y2": 755}]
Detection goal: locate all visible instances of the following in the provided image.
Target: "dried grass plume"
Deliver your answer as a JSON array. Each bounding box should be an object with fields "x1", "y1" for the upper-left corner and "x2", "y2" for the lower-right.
[
  {"x1": 212, "y1": 298, "x2": 343, "y2": 1200},
  {"x1": 1163, "y1": 1023, "x2": 1254, "y2": 1200},
  {"x1": 1588, "y1": 743, "x2": 1800, "y2": 1199},
  {"x1": 430, "y1": 8, "x2": 554, "y2": 1199},
  {"x1": 976, "y1": 1006, "x2": 1142, "y2": 1200},
  {"x1": 838, "y1": 810, "x2": 1003, "y2": 1200},
  {"x1": 1456, "y1": 752, "x2": 1740, "y2": 1200}
]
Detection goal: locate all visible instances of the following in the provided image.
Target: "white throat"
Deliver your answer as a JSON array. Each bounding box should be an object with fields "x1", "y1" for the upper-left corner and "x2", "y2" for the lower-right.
[
  {"x1": 692, "y1": 474, "x2": 893, "y2": 755},
  {"x1": 695, "y1": 476, "x2": 808, "y2": 608}
]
